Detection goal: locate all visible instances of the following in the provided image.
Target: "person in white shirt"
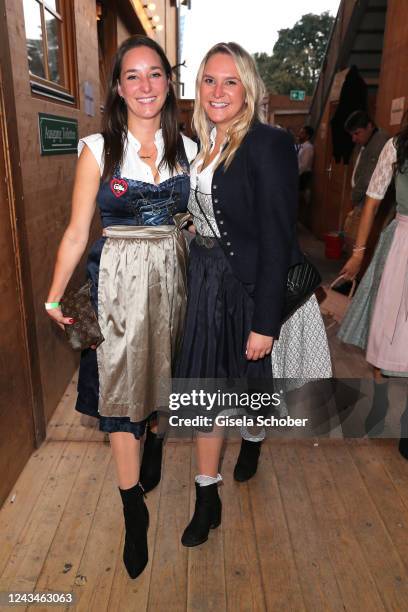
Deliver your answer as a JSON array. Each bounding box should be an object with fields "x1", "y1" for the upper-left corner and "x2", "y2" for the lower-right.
[
  {"x1": 342, "y1": 111, "x2": 389, "y2": 258},
  {"x1": 346, "y1": 110, "x2": 389, "y2": 209},
  {"x1": 297, "y1": 125, "x2": 314, "y2": 191}
]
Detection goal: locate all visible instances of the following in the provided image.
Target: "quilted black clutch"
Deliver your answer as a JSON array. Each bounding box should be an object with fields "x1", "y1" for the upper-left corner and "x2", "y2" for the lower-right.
[
  {"x1": 282, "y1": 257, "x2": 322, "y2": 323},
  {"x1": 60, "y1": 280, "x2": 104, "y2": 351}
]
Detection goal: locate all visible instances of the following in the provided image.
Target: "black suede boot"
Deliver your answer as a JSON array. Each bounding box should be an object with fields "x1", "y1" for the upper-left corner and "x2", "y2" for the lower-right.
[
  {"x1": 139, "y1": 427, "x2": 164, "y2": 493},
  {"x1": 119, "y1": 483, "x2": 149, "y2": 579},
  {"x1": 399, "y1": 438, "x2": 408, "y2": 459},
  {"x1": 181, "y1": 483, "x2": 222, "y2": 547},
  {"x1": 233, "y1": 438, "x2": 262, "y2": 482},
  {"x1": 398, "y1": 396, "x2": 408, "y2": 461}
]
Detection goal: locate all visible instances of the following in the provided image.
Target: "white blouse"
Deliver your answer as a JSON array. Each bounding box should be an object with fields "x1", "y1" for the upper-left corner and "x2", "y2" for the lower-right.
[
  {"x1": 297, "y1": 141, "x2": 314, "y2": 175},
  {"x1": 366, "y1": 138, "x2": 396, "y2": 200},
  {"x1": 188, "y1": 128, "x2": 222, "y2": 237},
  {"x1": 78, "y1": 129, "x2": 198, "y2": 184}
]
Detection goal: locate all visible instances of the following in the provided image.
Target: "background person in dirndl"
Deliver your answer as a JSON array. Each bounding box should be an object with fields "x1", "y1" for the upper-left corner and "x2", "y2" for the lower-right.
[{"x1": 338, "y1": 117, "x2": 408, "y2": 454}]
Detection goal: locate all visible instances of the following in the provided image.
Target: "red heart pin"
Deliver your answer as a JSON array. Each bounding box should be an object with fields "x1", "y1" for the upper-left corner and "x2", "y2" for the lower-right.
[{"x1": 110, "y1": 178, "x2": 128, "y2": 198}]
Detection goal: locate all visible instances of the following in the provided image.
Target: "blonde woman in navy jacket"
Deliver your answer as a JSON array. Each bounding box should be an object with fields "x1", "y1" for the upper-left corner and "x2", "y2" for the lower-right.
[{"x1": 176, "y1": 42, "x2": 303, "y2": 547}]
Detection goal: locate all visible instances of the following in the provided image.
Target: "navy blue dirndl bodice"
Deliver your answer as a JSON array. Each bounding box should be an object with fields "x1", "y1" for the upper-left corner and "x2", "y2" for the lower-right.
[
  {"x1": 98, "y1": 172, "x2": 190, "y2": 228},
  {"x1": 86, "y1": 160, "x2": 190, "y2": 306}
]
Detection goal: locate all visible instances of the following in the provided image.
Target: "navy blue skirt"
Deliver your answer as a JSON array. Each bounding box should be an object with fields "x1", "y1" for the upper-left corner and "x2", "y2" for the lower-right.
[{"x1": 175, "y1": 238, "x2": 272, "y2": 379}]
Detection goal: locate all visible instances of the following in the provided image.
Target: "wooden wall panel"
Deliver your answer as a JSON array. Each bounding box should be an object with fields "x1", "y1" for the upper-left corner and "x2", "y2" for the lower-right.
[
  {"x1": 152, "y1": 0, "x2": 177, "y2": 66},
  {"x1": 5, "y1": 0, "x2": 101, "y2": 424},
  {"x1": 309, "y1": 81, "x2": 381, "y2": 238},
  {"x1": 270, "y1": 113, "x2": 309, "y2": 135},
  {"x1": 178, "y1": 99, "x2": 194, "y2": 137},
  {"x1": 308, "y1": 102, "x2": 333, "y2": 236},
  {"x1": 117, "y1": 14, "x2": 132, "y2": 46},
  {"x1": 154, "y1": 0, "x2": 166, "y2": 56},
  {"x1": 308, "y1": 99, "x2": 354, "y2": 238},
  {"x1": 0, "y1": 66, "x2": 35, "y2": 505},
  {"x1": 375, "y1": 0, "x2": 408, "y2": 135},
  {"x1": 165, "y1": 2, "x2": 178, "y2": 67}
]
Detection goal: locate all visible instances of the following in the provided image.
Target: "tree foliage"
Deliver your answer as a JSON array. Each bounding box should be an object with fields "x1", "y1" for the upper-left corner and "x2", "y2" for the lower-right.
[{"x1": 254, "y1": 12, "x2": 334, "y2": 96}]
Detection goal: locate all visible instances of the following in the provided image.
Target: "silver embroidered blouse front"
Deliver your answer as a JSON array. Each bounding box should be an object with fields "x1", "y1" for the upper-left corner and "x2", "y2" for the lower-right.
[{"x1": 188, "y1": 131, "x2": 221, "y2": 238}]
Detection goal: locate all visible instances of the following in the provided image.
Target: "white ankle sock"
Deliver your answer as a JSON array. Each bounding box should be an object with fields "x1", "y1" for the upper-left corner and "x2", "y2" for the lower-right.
[
  {"x1": 240, "y1": 425, "x2": 266, "y2": 442},
  {"x1": 195, "y1": 473, "x2": 222, "y2": 486}
]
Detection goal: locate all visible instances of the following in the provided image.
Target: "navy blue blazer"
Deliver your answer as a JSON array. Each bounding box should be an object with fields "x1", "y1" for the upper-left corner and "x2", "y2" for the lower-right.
[{"x1": 211, "y1": 121, "x2": 303, "y2": 337}]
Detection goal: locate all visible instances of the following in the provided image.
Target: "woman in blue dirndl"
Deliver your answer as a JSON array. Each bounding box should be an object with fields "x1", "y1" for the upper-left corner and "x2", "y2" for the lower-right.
[{"x1": 46, "y1": 36, "x2": 197, "y2": 579}]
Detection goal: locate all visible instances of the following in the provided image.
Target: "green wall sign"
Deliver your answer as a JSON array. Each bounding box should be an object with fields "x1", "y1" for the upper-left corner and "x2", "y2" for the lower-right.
[
  {"x1": 38, "y1": 113, "x2": 78, "y2": 155},
  {"x1": 289, "y1": 90, "x2": 306, "y2": 101}
]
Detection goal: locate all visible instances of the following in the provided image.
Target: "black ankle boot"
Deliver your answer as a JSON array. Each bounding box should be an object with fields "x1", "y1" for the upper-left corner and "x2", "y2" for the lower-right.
[
  {"x1": 139, "y1": 427, "x2": 164, "y2": 493},
  {"x1": 119, "y1": 483, "x2": 149, "y2": 579},
  {"x1": 365, "y1": 381, "x2": 389, "y2": 437},
  {"x1": 399, "y1": 438, "x2": 408, "y2": 460},
  {"x1": 398, "y1": 399, "x2": 408, "y2": 460},
  {"x1": 181, "y1": 482, "x2": 222, "y2": 547},
  {"x1": 233, "y1": 438, "x2": 262, "y2": 482}
]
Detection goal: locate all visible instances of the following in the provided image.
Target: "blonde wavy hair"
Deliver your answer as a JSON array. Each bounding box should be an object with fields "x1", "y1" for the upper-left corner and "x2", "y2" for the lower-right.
[{"x1": 193, "y1": 42, "x2": 266, "y2": 170}]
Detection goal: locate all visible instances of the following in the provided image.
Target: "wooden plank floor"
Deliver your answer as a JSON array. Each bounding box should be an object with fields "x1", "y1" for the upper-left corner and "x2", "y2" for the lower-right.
[
  {"x1": 1, "y1": 383, "x2": 408, "y2": 611},
  {"x1": 2, "y1": 230, "x2": 408, "y2": 611}
]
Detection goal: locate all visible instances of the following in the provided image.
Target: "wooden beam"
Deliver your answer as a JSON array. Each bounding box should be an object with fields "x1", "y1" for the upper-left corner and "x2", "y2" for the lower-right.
[{"x1": 127, "y1": 0, "x2": 153, "y2": 35}]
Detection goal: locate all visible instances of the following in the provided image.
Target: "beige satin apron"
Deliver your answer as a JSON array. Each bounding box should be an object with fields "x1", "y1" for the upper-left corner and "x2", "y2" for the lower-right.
[{"x1": 97, "y1": 224, "x2": 188, "y2": 421}]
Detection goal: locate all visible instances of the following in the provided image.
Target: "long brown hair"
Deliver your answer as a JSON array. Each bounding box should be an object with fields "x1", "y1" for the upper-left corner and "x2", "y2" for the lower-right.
[{"x1": 101, "y1": 35, "x2": 179, "y2": 181}]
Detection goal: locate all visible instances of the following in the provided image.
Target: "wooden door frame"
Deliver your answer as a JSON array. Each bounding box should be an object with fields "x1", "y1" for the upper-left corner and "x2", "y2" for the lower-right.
[
  {"x1": 321, "y1": 102, "x2": 337, "y2": 233},
  {"x1": 321, "y1": 101, "x2": 350, "y2": 234},
  {"x1": 0, "y1": 1, "x2": 46, "y2": 445}
]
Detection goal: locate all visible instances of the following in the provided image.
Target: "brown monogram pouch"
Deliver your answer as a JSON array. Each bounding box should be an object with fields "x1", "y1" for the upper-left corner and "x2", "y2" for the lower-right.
[{"x1": 60, "y1": 280, "x2": 104, "y2": 351}]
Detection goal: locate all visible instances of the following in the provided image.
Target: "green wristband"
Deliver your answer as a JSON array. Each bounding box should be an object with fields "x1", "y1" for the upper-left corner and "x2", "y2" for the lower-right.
[{"x1": 45, "y1": 302, "x2": 60, "y2": 310}]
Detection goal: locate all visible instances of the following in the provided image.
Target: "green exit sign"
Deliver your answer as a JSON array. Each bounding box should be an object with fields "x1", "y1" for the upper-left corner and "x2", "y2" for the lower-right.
[
  {"x1": 38, "y1": 113, "x2": 78, "y2": 155},
  {"x1": 290, "y1": 90, "x2": 306, "y2": 101}
]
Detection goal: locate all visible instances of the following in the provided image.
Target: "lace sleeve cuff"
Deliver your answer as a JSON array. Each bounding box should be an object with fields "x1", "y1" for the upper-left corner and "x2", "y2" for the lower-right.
[{"x1": 366, "y1": 138, "x2": 396, "y2": 199}]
